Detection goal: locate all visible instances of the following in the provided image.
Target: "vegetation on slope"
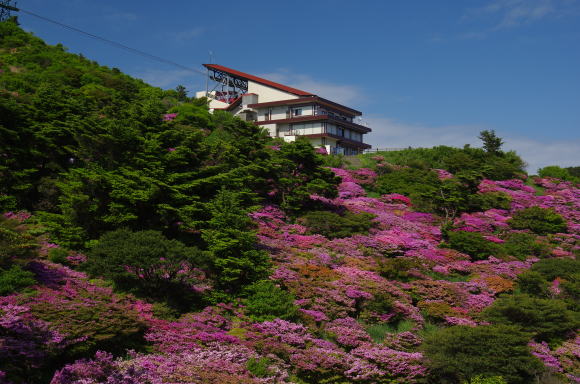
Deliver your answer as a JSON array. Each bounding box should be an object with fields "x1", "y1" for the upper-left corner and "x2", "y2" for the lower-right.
[{"x1": 1, "y1": 20, "x2": 579, "y2": 384}]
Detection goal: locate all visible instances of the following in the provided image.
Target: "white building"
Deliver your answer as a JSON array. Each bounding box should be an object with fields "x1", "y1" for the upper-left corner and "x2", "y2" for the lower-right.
[{"x1": 196, "y1": 64, "x2": 371, "y2": 155}]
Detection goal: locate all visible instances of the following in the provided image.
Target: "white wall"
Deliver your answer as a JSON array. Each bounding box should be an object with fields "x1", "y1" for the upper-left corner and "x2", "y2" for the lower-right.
[{"x1": 247, "y1": 81, "x2": 300, "y2": 102}]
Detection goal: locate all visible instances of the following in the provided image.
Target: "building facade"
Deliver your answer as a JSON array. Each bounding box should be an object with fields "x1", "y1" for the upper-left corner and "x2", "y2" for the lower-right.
[{"x1": 196, "y1": 64, "x2": 371, "y2": 155}]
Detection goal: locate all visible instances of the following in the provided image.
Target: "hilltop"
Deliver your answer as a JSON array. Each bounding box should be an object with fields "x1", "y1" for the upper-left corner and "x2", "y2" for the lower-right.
[{"x1": 1, "y1": 20, "x2": 579, "y2": 384}]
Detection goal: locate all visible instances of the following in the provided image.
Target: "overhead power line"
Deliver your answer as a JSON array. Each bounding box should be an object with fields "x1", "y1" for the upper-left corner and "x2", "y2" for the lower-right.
[{"x1": 0, "y1": 3, "x2": 206, "y2": 77}]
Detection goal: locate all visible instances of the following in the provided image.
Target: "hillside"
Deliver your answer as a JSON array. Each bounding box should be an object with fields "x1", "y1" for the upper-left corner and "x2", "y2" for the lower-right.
[{"x1": 1, "y1": 20, "x2": 579, "y2": 384}]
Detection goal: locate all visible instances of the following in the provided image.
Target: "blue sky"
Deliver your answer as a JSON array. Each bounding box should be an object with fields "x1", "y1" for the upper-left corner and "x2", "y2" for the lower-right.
[{"x1": 14, "y1": 0, "x2": 580, "y2": 171}]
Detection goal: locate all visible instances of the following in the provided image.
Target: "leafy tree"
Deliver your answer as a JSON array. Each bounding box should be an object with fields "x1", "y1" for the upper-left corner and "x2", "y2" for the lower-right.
[
  {"x1": 267, "y1": 138, "x2": 340, "y2": 212},
  {"x1": 508, "y1": 207, "x2": 567, "y2": 235},
  {"x1": 483, "y1": 294, "x2": 579, "y2": 344},
  {"x1": 242, "y1": 280, "x2": 298, "y2": 322},
  {"x1": 300, "y1": 210, "x2": 375, "y2": 239},
  {"x1": 85, "y1": 229, "x2": 204, "y2": 310},
  {"x1": 422, "y1": 325, "x2": 543, "y2": 384},
  {"x1": 202, "y1": 189, "x2": 270, "y2": 298},
  {"x1": 175, "y1": 85, "x2": 188, "y2": 102},
  {"x1": 479, "y1": 130, "x2": 504, "y2": 155}
]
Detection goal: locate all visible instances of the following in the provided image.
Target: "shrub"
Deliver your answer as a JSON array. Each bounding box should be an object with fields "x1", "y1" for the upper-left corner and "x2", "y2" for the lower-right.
[
  {"x1": 501, "y1": 233, "x2": 551, "y2": 260},
  {"x1": 516, "y1": 271, "x2": 550, "y2": 297},
  {"x1": 376, "y1": 257, "x2": 423, "y2": 282},
  {"x1": 85, "y1": 229, "x2": 204, "y2": 310},
  {"x1": 373, "y1": 168, "x2": 441, "y2": 210},
  {"x1": 538, "y1": 165, "x2": 577, "y2": 181},
  {"x1": 0, "y1": 265, "x2": 36, "y2": 295},
  {"x1": 300, "y1": 210, "x2": 375, "y2": 239},
  {"x1": 242, "y1": 280, "x2": 298, "y2": 322},
  {"x1": 464, "y1": 375, "x2": 508, "y2": 384},
  {"x1": 473, "y1": 192, "x2": 512, "y2": 211},
  {"x1": 508, "y1": 207, "x2": 567, "y2": 235},
  {"x1": 48, "y1": 248, "x2": 69, "y2": 264},
  {"x1": 0, "y1": 215, "x2": 38, "y2": 268},
  {"x1": 483, "y1": 294, "x2": 579, "y2": 344},
  {"x1": 246, "y1": 357, "x2": 273, "y2": 378},
  {"x1": 530, "y1": 258, "x2": 579, "y2": 281},
  {"x1": 422, "y1": 325, "x2": 543, "y2": 384},
  {"x1": 444, "y1": 231, "x2": 501, "y2": 260}
]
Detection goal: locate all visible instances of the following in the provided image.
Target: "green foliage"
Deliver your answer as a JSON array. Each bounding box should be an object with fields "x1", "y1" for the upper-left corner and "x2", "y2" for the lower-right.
[
  {"x1": 530, "y1": 258, "x2": 579, "y2": 281},
  {"x1": 516, "y1": 271, "x2": 550, "y2": 297},
  {"x1": 375, "y1": 257, "x2": 423, "y2": 282},
  {"x1": 268, "y1": 138, "x2": 340, "y2": 213},
  {"x1": 478, "y1": 130, "x2": 504, "y2": 155},
  {"x1": 85, "y1": 229, "x2": 204, "y2": 310},
  {"x1": 373, "y1": 168, "x2": 440, "y2": 210},
  {"x1": 246, "y1": 357, "x2": 274, "y2": 378},
  {"x1": 474, "y1": 191, "x2": 512, "y2": 211},
  {"x1": 202, "y1": 189, "x2": 271, "y2": 297},
  {"x1": 0, "y1": 215, "x2": 38, "y2": 268},
  {"x1": 463, "y1": 375, "x2": 508, "y2": 384},
  {"x1": 360, "y1": 145, "x2": 525, "y2": 181},
  {"x1": 565, "y1": 166, "x2": 580, "y2": 178},
  {"x1": 0, "y1": 264, "x2": 36, "y2": 295},
  {"x1": 501, "y1": 232, "x2": 551, "y2": 260},
  {"x1": 300, "y1": 210, "x2": 375, "y2": 239},
  {"x1": 508, "y1": 207, "x2": 567, "y2": 235},
  {"x1": 47, "y1": 247, "x2": 69, "y2": 264},
  {"x1": 444, "y1": 231, "x2": 501, "y2": 260},
  {"x1": 422, "y1": 325, "x2": 543, "y2": 384},
  {"x1": 242, "y1": 280, "x2": 297, "y2": 322},
  {"x1": 483, "y1": 294, "x2": 579, "y2": 345},
  {"x1": 538, "y1": 165, "x2": 579, "y2": 182}
]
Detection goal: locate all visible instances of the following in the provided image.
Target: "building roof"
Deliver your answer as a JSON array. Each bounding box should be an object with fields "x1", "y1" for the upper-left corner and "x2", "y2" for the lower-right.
[{"x1": 204, "y1": 64, "x2": 314, "y2": 97}]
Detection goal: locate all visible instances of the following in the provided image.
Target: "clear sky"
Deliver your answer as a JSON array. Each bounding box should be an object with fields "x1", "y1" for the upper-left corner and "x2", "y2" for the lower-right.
[{"x1": 13, "y1": 0, "x2": 580, "y2": 172}]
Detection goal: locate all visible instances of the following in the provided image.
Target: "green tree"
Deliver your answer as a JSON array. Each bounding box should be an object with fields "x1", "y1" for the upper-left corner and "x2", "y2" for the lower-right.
[
  {"x1": 85, "y1": 229, "x2": 204, "y2": 310},
  {"x1": 508, "y1": 207, "x2": 567, "y2": 235},
  {"x1": 267, "y1": 138, "x2": 340, "y2": 212},
  {"x1": 483, "y1": 294, "x2": 579, "y2": 344},
  {"x1": 202, "y1": 189, "x2": 270, "y2": 298},
  {"x1": 422, "y1": 325, "x2": 543, "y2": 384},
  {"x1": 479, "y1": 130, "x2": 504, "y2": 155}
]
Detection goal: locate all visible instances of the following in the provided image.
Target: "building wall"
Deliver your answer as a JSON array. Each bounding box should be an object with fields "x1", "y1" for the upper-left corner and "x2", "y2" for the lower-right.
[{"x1": 247, "y1": 81, "x2": 300, "y2": 103}]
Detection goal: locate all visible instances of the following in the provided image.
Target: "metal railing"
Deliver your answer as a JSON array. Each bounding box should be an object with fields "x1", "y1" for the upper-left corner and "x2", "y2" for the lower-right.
[{"x1": 363, "y1": 147, "x2": 411, "y2": 154}]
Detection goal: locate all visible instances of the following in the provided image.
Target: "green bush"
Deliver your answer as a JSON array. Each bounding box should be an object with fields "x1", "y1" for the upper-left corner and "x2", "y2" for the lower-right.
[
  {"x1": 246, "y1": 357, "x2": 274, "y2": 378},
  {"x1": 373, "y1": 168, "x2": 441, "y2": 211},
  {"x1": 538, "y1": 165, "x2": 578, "y2": 182},
  {"x1": 85, "y1": 229, "x2": 204, "y2": 310},
  {"x1": 242, "y1": 280, "x2": 297, "y2": 322},
  {"x1": 444, "y1": 231, "x2": 501, "y2": 260},
  {"x1": 48, "y1": 248, "x2": 69, "y2": 264},
  {"x1": 0, "y1": 265, "x2": 36, "y2": 295},
  {"x1": 463, "y1": 375, "x2": 507, "y2": 384},
  {"x1": 0, "y1": 216, "x2": 38, "y2": 268},
  {"x1": 501, "y1": 232, "x2": 551, "y2": 260},
  {"x1": 530, "y1": 258, "x2": 579, "y2": 281},
  {"x1": 516, "y1": 271, "x2": 550, "y2": 297},
  {"x1": 483, "y1": 294, "x2": 579, "y2": 344},
  {"x1": 300, "y1": 210, "x2": 375, "y2": 239},
  {"x1": 422, "y1": 325, "x2": 543, "y2": 384},
  {"x1": 473, "y1": 192, "x2": 512, "y2": 211},
  {"x1": 508, "y1": 207, "x2": 567, "y2": 235}
]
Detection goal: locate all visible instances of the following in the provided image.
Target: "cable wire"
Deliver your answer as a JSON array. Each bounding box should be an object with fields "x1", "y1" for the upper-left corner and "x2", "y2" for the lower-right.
[{"x1": 2, "y1": 4, "x2": 206, "y2": 76}]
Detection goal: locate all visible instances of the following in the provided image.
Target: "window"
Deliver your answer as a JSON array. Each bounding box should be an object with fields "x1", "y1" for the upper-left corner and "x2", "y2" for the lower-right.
[{"x1": 293, "y1": 108, "x2": 302, "y2": 116}]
